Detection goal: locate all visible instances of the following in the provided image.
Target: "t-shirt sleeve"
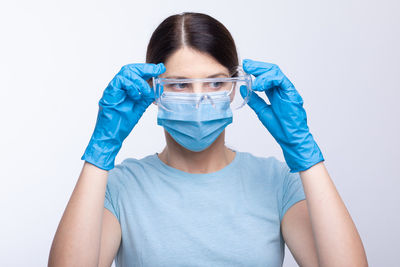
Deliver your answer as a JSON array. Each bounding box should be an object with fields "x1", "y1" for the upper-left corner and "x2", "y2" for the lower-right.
[
  {"x1": 279, "y1": 161, "x2": 306, "y2": 222},
  {"x1": 104, "y1": 165, "x2": 124, "y2": 222}
]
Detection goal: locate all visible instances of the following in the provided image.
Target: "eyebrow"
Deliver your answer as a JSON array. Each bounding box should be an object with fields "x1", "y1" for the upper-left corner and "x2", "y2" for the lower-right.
[{"x1": 164, "y1": 72, "x2": 230, "y2": 79}]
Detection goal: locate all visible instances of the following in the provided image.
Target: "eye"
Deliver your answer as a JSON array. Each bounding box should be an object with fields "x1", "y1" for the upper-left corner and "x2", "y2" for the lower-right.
[
  {"x1": 165, "y1": 83, "x2": 188, "y2": 91},
  {"x1": 206, "y1": 82, "x2": 224, "y2": 89}
]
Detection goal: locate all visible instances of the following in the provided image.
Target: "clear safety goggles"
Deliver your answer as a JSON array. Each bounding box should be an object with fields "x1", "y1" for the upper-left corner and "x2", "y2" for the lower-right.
[{"x1": 152, "y1": 66, "x2": 253, "y2": 112}]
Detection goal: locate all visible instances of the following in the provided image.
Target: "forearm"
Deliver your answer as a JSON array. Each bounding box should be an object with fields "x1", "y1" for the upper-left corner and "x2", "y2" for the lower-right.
[
  {"x1": 48, "y1": 162, "x2": 108, "y2": 267},
  {"x1": 299, "y1": 161, "x2": 368, "y2": 267}
]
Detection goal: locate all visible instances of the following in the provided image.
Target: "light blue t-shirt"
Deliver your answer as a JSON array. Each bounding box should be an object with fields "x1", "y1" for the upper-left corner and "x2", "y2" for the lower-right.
[{"x1": 104, "y1": 151, "x2": 305, "y2": 267}]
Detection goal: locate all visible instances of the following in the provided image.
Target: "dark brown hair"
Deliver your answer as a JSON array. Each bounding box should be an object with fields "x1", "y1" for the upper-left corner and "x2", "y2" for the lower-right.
[{"x1": 146, "y1": 12, "x2": 239, "y2": 76}]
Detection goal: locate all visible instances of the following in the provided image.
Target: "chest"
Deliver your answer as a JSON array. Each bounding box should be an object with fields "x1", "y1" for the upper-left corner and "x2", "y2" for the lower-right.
[{"x1": 117, "y1": 178, "x2": 284, "y2": 266}]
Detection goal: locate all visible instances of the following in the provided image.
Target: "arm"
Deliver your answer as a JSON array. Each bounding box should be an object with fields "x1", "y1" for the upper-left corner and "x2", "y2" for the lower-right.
[
  {"x1": 48, "y1": 163, "x2": 122, "y2": 267},
  {"x1": 281, "y1": 200, "x2": 319, "y2": 267},
  {"x1": 99, "y1": 208, "x2": 122, "y2": 267},
  {"x1": 48, "y1": 63, "x2": 165, "y2": 266},
  {"x1": 48, "y1": 162, "x2": 109, "y2": 267},
  {"x1": 299, "y1": 161, "x2": 368, "y2": 266},
  {"x1": 241, "y1": 59, "x2": 368, "y2": 266},
  {"x1": 282, "y1": 162, "x2": 368, "y2": 267}
]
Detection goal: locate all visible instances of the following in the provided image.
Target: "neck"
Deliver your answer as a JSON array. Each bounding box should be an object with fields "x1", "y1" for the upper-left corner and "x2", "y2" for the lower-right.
[{"x1": 158, "y1": 130, "x2": 236, "y2": 174}]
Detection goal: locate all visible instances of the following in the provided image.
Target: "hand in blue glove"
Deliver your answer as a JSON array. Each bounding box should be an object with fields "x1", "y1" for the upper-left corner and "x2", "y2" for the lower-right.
[
  {"x1": 240, "y1": 59, "x2": 324, "y2": 173},
  {"x1": 81, "y1": 63, "x2": 166, "y2": 170}
]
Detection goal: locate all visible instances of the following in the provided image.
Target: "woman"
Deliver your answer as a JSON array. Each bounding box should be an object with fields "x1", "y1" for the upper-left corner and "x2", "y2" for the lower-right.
[{"x1": 48, "y1": 12, "x2": 368, "y2": 267}]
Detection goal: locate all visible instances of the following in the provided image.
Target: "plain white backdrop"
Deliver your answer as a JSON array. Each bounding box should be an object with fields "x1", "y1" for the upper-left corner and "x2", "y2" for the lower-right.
[{"x1": 1, "y1": 0, "x2": 399, "y2": 266}]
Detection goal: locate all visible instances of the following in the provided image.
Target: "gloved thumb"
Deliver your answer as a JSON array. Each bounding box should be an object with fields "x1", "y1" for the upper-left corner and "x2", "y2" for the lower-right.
[
  {"x1": 240, "y1": 85, "x2": 273, "y2": 124},
  {"x1": 128, "y1": 63, "x2": 166, "y2": 81}
]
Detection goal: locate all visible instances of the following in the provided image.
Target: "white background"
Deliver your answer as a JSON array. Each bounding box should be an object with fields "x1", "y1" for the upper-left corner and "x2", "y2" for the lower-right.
[{"x1": 1, "y1": 0, "x2": 399, "y2": 266}]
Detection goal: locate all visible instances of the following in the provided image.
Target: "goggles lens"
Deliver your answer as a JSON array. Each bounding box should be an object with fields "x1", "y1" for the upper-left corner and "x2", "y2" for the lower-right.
[
  {"x1": 152, "y1": 66, "x2": 253, "y2": 112},
  {"x1": 161, "y1": 80, "x2": 234, "y2": 93}
]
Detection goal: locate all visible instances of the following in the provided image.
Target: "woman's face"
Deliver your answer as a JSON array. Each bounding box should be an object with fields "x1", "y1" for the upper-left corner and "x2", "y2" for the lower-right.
[{"x1": 160, "y1": 46, "x2": 230, "y2": 94}]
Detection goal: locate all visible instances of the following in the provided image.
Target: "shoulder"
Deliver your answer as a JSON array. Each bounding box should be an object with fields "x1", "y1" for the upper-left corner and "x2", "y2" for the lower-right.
[
  {"x1": 106, "y1": 154, "x2": 158, "y2": 188},
  {"x1": 237, "y1": 151, "x2": 291, "y2": 177},
  {"x1": 236, "y1": 151, "x2": 300, "y2": 197}
]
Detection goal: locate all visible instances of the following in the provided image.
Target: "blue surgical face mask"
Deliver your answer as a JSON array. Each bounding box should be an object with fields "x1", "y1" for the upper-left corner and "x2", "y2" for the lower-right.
[{"x1": 157, "y1": 91, "x2": 233, "y2": 152}]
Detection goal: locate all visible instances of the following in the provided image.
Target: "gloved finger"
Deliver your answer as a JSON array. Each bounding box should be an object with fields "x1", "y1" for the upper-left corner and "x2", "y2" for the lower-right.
[
  {"x1": 264, "y1": 82, "x2": 304, "y2": 104},
  {"x1": 101, "y1": 75, "x2": 129, "y2": 105},
  {"x1": 111, "y1": 74, "x2": 144, "y2": 101},
  {"x1": 251, "y1": 69, "x2": 293, "y2": 91},
  {"x1": 123, "y1": 74, "x2": 155, "y2": 101},
  {"x1": 122, "y1": 63, "x2": 166, "y2": 81},
  {"x1": 239, "y1": 85, "x2": 273, "y2": 122},
  {"x1": 242, "y1": 59, "x2": 277, "y2": 77},
  {"x1": 119, "y1": 69, "x2": 158, "y2": 100},
  {"x1": 243, "y1": 59, "x2": 294, "y2": 90},
  {"x1": 252, "y1": 71, "x2": 302, "y2": 103},
  {"x1": 245, "y1": 61, "x2": 303, "y2": 104}
]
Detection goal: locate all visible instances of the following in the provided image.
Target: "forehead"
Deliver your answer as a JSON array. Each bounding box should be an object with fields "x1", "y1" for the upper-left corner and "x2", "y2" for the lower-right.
[{"x1": 160, "y1": 47, "x2": 230, "y2": 78}]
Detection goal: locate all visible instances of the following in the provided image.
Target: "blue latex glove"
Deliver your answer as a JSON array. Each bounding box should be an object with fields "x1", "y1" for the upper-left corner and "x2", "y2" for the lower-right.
[
  {"x1": 81, "y1": 63, "x2": 166, "y2": 170},
  {"x1": 240, "y1": 59, "x2": 324, "y2": 173}
]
